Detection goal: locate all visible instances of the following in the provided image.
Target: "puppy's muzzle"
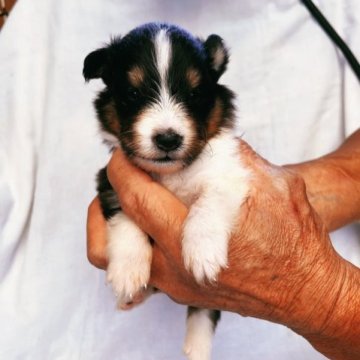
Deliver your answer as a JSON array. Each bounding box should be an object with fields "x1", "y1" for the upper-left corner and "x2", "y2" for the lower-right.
[{"x1": 153, "y1": 130, "x2": 183, "y2": 152}]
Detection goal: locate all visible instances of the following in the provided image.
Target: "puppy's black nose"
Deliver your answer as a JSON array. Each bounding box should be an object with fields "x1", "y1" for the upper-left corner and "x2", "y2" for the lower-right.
[{"x1": 153, "y1": 131, "x2": 183, "y2": 152}]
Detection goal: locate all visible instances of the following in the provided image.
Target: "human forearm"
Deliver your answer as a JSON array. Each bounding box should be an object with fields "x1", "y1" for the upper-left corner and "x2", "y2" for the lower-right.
[
  {"x1": 287, "y1": 130, "x2": 360, "y2": 231},
  {"x1": 285, "y1": 131, "x2": 360, "y2": 358},
  {"x1": 294, "y1": 258, "x2": 360, "y2": 360}
]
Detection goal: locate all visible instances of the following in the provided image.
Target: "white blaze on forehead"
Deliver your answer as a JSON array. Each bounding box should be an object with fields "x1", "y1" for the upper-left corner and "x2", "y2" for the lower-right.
[
  {"x1": 153, "y1": 29, "x2": 177, "y2": 128},
  {"x1": 154, "y1": 28, "x2": 172, "y2": 82},
  {"x1": 133, "y1": 28, "x2": 195, "y2": 161}
]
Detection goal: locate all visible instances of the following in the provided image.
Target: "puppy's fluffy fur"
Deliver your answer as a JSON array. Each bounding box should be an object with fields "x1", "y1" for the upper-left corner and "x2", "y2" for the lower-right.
[{"x1": 84, "y1": 23, "x2": 250, "y2": 360}]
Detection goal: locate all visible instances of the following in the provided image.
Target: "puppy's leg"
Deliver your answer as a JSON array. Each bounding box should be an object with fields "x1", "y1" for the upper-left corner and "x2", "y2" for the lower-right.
[
  {"x1": 96, "y1": 167, "x2": 152, "y2": 308},
  {"x1": 106, "y1": 212, "x2": 152, "y2": 308},
  {"x1": 183, "y1": 307, "x2": 220, "y2": 360},
  {"x1": 182, "y1": 187, "x2": 247, "y2": 283}
]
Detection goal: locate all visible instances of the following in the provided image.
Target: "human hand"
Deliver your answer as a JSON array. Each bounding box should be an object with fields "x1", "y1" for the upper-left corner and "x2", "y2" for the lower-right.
[{"x1": 87, "y1": 141, "x2": 360, "y2": 360}]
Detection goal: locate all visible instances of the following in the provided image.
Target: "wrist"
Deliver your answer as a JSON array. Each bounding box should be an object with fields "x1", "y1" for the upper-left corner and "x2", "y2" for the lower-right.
[
  {"x1": 286, "y1": 249, "x2": 360, "y2": 359},
  {"x1": 285, "y1": 155, "x2": 360, "y2": 231}
]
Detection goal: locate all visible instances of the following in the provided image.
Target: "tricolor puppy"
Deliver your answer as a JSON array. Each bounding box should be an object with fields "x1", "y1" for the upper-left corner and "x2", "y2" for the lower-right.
[{"x1": 84, "y1": 23, "x2": 250, "y2": 360}]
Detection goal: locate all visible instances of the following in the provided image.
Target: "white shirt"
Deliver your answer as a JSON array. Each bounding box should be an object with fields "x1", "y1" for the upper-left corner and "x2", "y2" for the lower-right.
[{"x1": 0, "y1": 0, "x2": 359, "y2": 359}]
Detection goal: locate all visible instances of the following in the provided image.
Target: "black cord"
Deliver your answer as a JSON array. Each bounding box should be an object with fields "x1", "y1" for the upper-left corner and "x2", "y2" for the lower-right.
[
  {"x1": 300, "y1": 0, "x2": 360, "y2": 82},
  {"x1": 0, "y1": 8, "x2": 8, "y2": 17}
]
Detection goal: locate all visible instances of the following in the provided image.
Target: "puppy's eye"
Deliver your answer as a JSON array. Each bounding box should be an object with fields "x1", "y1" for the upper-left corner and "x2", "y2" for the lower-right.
[
  {"x1": 127, "y1": 87, "x2": 141, "y2": 101},
  {"x1": 189, "y1": 87, "x2": 201, "y2": 100}
]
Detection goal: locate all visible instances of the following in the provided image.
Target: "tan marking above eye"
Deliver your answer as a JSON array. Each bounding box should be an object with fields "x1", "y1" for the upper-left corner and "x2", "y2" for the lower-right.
[
  {"x1": 128, "y1": 66, "x2": 144, "y2": 88},
  {"x1": 187, "y1": 68, "x2": 201, "y2": 88}
]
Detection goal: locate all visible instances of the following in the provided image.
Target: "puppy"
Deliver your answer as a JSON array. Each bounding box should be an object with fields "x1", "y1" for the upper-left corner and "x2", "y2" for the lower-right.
[{"x1": 84, "y1": 23, "x2": 250, "y2": 360}]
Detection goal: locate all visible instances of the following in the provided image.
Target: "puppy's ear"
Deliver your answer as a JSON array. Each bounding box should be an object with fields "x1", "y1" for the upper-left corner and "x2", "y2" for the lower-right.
[
  {"x1": 204, "y1": 35, "x2": 229, "y2": 81},
  {"x1": 83, "y1": 48, "x2": 108, "y2": 81}
]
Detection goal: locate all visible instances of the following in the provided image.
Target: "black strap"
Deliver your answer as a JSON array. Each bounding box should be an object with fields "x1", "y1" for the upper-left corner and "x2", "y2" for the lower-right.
[
  {"x1": 301, "y1": 0, "x2": 360, "y2": 82},
  {"x1": 0, "y1": 8, "x2": 8, "y2": 18}
]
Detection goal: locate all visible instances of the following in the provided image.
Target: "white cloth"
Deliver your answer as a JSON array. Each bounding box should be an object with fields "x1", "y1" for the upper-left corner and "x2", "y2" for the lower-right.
[{"x1": 0, "y1": 0, "x2": 359, "y2": 359}]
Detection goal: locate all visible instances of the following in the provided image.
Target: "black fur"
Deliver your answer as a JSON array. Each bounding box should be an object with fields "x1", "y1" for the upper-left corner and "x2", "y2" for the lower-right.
[
  {"x1": 96, "y1": 168, "x2": 120, "y2": 221},
  {"x1": 83, "y1": 48, "x2": 108, "y2": 81},
  {"x1": 203, "y1": 34, "x2": 229, "y2": 81}
]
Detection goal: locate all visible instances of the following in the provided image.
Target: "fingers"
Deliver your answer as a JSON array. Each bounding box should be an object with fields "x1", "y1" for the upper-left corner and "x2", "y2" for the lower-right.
[
  {"x1": 150, "y1": 244, "x2": 205, "y2": 307},
  {"x1": 86, "y1": 197, "x2": 108, "y2": 270},
  {"x1": 107, "y1": 149, "x2": 188, "y2": 261},
  {"x1": 150, "y1": 245, "x2": 171, "y2": 289}
]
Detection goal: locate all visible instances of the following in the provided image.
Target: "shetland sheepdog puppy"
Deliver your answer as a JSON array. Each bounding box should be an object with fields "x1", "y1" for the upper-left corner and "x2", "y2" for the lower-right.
[{"x1": 84, "y1": 23, "x2": 250, "y2": 360}]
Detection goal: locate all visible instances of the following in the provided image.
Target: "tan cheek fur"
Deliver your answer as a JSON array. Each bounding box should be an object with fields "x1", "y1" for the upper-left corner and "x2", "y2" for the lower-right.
[
  {"x1": 207, "y1": 98, "x2": 223, "y2": 138},
  {"x1": 103, "y1": 101, "x2": 121, "y2": 135}
]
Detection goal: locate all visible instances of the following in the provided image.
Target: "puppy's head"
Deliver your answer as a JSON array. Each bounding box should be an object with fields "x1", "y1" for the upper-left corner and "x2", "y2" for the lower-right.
[{"x1": 84, "y1": 23, "x2": 234, "y2": 174}]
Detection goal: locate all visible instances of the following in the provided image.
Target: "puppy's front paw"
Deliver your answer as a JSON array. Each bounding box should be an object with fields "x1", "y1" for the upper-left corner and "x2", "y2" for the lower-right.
[
  {"x1": 106, "y1": 213, "x2": 152, "y2": 307},
  {"x1": 106, "y1": 243, "x2": 152, "y2": 306},
  {"x1": 182, "y1": 224, "x2": 228, "y2": 283}
]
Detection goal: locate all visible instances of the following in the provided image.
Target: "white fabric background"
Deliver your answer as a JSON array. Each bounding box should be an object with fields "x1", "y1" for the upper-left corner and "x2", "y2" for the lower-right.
[{"x1": 0, "y1": 0, "x2": 359, "y2": 359}]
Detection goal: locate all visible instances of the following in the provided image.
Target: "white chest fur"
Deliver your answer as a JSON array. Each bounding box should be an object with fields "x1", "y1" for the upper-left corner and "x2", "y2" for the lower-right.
[
  {"x1": 158, "y1": 130, "x2": 251, "y2": 283},
  {"x1": 106, "y1": 130, "x2": 251, "y2": 303}
]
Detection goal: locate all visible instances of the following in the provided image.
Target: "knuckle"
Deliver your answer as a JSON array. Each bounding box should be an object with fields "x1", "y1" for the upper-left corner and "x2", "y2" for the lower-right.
[
  {"x1": 292, "y1": 173, "x2": 306, "y2": 190},
  {"x1": 120, "y1": 191, "x2": 138, "y2": 212},
  {"x1": 87, "y1": 202, "x2": 94, "y2": 216},
  {"x1": 281, "y1": 170, "x2": 306, "y2": 195},
  {"x1": 87, "y1": 246, "x2": 107, "y2": 270},
  {"x1": 270, "y1": 174, "x2": 291, "y2": 194},
  {"x1": 286, "y1": 170, "x2": 304, "y2": 188}
]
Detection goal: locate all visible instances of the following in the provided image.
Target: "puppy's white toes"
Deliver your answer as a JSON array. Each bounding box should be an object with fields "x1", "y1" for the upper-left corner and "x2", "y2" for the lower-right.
[
  {"x1": 107, "y1": 254, "x2": 151, "y2": 305},
  {"x1": 182, "y1": 231, "x2": 228, "y2": 284}
]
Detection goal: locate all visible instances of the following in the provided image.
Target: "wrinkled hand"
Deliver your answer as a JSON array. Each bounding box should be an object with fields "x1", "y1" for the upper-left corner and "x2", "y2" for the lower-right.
[{"x1": 87, "y1": 140, "x2": 360, "y2": 360}]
